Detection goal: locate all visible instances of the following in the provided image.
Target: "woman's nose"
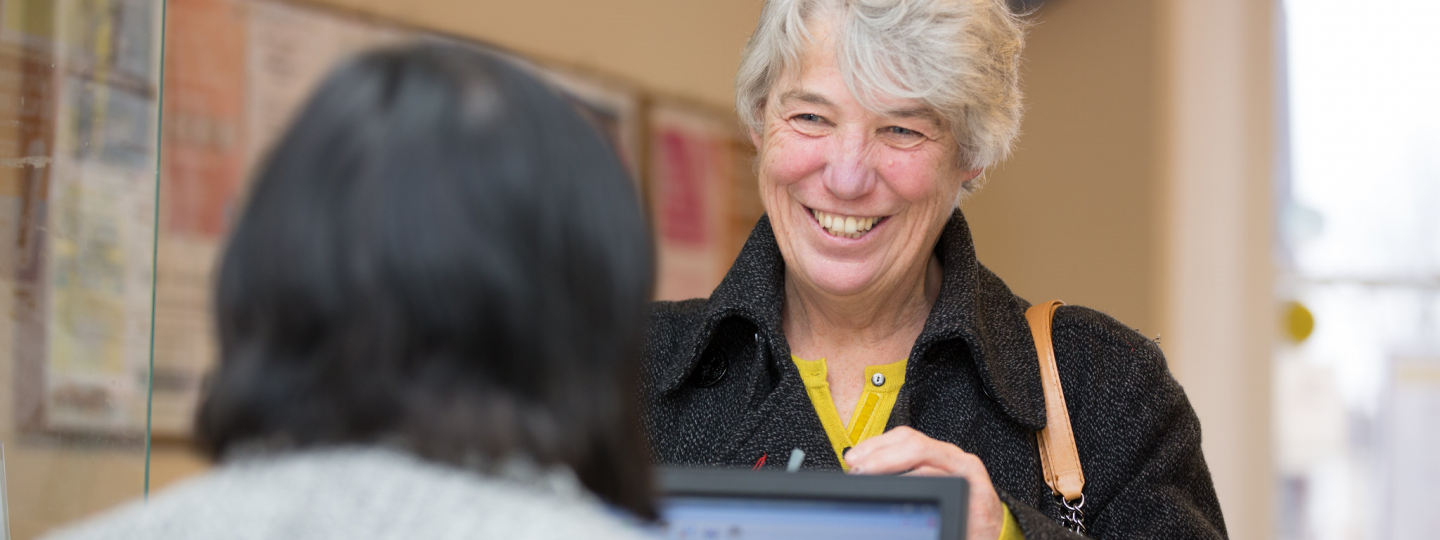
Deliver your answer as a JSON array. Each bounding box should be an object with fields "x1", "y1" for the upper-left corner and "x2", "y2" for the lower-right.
[{"x1": 823, "y1": 131, "x2": 877, "y2": 200}]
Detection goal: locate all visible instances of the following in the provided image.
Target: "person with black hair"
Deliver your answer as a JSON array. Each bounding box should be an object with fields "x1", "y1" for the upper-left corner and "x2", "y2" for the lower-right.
[{"x1": 48, "y1": 43, "x2": 657, "y2": 540}]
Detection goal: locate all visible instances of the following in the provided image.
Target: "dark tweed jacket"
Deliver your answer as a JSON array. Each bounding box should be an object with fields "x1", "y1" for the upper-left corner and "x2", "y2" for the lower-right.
[{"x1": 640, "y1": 211, "x2": 1227, "y2": 540}]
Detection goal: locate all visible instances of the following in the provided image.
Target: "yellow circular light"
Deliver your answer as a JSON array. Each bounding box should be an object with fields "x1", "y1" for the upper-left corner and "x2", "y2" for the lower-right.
[{"x1": 1283, "y1": 300, "x2": 1315, "y2": 344}]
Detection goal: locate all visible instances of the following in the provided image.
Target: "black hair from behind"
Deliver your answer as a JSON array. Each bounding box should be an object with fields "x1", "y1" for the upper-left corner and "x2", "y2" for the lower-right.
[{"x1": 195, "y1": 42, "x2": 656, "y2": 518}]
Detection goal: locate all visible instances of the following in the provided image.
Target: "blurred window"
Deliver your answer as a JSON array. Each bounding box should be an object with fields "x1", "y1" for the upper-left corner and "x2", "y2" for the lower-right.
[{"x1": 1278, "y1": 1, "x2": 1440, "y2": 539}]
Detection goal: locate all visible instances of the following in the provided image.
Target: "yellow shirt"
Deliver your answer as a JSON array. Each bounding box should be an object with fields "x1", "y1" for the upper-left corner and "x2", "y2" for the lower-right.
[{"x1": 792, "y1": 355, "x2": 1024, "y2": 540}]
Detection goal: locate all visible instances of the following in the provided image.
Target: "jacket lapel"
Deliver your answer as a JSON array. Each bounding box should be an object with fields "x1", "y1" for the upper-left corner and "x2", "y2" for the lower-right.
[{"x1": 907, "y1": 210, "x2": 1047, "y2": 431}]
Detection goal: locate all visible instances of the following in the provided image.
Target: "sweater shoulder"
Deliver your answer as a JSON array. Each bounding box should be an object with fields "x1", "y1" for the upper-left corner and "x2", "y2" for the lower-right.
[{"x1": 43, "y1": 450, "x2": 651, "y2": 540}]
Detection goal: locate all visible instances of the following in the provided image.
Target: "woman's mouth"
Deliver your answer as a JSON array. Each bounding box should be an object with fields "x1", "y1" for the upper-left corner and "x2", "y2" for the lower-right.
[{"x1": 809, "y1": 208, "x2": 888, "y2": 239}]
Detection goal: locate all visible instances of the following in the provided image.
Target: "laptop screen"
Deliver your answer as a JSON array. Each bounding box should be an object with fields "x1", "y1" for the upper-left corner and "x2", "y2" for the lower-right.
[{"x1": 651, "y1": 495, "x2": 943, "y2": 540}]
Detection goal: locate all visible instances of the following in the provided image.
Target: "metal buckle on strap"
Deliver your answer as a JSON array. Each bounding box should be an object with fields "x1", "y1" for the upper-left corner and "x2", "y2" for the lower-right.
[{"x1": 1058, "y1": 494, "x2": 1086, "y2": 536}]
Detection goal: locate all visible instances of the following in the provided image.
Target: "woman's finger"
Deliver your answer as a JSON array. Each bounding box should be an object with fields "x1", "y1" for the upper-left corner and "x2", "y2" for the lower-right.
[{"x1": 848, "y1": 435, "x2": 954, "y2": 475}]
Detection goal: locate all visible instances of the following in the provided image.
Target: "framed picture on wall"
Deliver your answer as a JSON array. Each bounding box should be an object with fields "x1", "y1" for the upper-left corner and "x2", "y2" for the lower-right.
[
  {"x1": 647, "y1": 102, "x2": 756, "y2": 302},
  {"x1": 10, "y1": 0, "x2": 163, "y2": 438}
]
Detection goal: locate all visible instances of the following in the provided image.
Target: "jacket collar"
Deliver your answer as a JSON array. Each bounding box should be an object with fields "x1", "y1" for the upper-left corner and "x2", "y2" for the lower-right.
[{"x1": 664, "y1": 210, "x2": 1046, "y2": 431}]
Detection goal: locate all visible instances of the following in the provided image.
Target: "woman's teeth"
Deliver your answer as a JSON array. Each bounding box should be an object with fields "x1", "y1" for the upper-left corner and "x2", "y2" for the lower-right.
[{"x1": 811, "y1": 209, "x2": 879, "y2": 239}]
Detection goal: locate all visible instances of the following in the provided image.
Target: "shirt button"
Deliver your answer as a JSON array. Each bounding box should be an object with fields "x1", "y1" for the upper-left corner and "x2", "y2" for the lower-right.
[{"x1": 871, "y1": 373, "x2": 886, "y2": 387}]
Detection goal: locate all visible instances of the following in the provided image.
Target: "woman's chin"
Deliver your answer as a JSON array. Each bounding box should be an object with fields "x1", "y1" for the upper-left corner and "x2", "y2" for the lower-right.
[{"x1": 795, "y1": 260, "x2": 884, "y2": 298}]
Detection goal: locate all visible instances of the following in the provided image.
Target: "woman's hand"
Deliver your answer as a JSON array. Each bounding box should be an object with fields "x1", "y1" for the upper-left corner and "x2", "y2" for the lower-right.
[{"x1": 845, "y1": 426, "x2": 1005, "y2": 540}]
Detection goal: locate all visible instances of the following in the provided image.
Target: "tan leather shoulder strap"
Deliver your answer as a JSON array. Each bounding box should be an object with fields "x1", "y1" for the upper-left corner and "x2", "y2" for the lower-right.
[{"x1": 1025, "y1": 300, "x2": 1085, "y2": 501}]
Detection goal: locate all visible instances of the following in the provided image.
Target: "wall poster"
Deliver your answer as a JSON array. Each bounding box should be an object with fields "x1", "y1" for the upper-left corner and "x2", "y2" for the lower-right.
[
  {"x1": 9, "y1": 0, "x2": 163, "y2": 436},
  {"x1": 648, "y1": 103, "x2": 757, "y2": 301},
  {"x1": 148, "y1": 0, "x2": 248, "y2": 437}
]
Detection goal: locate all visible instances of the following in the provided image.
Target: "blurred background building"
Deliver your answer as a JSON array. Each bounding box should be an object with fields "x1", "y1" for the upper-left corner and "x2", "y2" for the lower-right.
[{"x1": 0, "y1": 0, "x2": 1432, "y2": 539}]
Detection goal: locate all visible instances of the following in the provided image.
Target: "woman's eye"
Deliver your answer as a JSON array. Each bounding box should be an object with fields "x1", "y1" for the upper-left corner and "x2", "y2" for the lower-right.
[
  {"x1": 880, "y1": 126, "x2": 928, "y2": 147},
  {"x1": 788, "y1": 113, "x2": 831, "y2": 135}
]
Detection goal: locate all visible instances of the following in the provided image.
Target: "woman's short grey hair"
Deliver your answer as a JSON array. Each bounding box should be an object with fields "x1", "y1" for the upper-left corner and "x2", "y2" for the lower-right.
[{"x1": 736, "y1": 0, "x2": 1026, "y2": 186}]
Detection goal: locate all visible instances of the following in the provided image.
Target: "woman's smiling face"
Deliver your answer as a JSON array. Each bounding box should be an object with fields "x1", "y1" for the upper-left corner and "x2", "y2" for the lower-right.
[{"x1": 754, "y1": 28, "x2": 977, "y2": 299}]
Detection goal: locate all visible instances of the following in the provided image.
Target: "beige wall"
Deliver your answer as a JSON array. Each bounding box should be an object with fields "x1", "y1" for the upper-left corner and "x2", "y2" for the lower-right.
[
  {"x1": 302, "y1": 0, "x2": 766, "y2": 110},
  {"x1": 965, "y1": 0, "x2": 1162, "y2": 336}
]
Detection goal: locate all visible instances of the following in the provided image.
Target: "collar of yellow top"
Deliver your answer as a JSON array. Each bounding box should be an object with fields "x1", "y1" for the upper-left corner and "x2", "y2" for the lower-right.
[
  {"x1": 792, "y1": 356, "x2": 907, "y2": 392},
  {"x1": 791, "y1": 356, "x2": 907, "y2": 470}
]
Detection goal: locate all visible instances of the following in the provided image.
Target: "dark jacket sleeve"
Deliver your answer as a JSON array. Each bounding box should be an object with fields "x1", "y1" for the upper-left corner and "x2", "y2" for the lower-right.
[{"x1": 1008, "y1": 307, "x2": 1228, "y2": 540}]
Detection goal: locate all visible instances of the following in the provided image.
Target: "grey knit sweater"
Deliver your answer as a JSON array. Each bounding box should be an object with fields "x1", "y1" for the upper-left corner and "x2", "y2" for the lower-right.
[{"x1": 44, "y1": 448, "x2": 653, "y2": 540}]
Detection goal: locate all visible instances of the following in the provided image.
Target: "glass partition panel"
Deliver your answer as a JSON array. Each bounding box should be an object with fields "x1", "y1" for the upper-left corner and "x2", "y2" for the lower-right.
[{"x1": 0, "y1": 1, "x2": 164, "y2": 538}]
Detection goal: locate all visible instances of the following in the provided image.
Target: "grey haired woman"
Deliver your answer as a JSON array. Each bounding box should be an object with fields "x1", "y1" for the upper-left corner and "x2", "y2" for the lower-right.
[{"x1": 640, "y1": 1, "x2": 1228, "y2": 539}]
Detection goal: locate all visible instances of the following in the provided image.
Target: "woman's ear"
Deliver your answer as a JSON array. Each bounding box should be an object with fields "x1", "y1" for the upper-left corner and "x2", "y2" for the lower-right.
[
  {"x1": 955, "y1": 167, "x2": 986, "y2": 206},
  {"x1": 961, "y1": 167, "x2": 984, "y2": 183},
  {"x1": 749, "y1": 126, "x2": 763, "y2": 150}
]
